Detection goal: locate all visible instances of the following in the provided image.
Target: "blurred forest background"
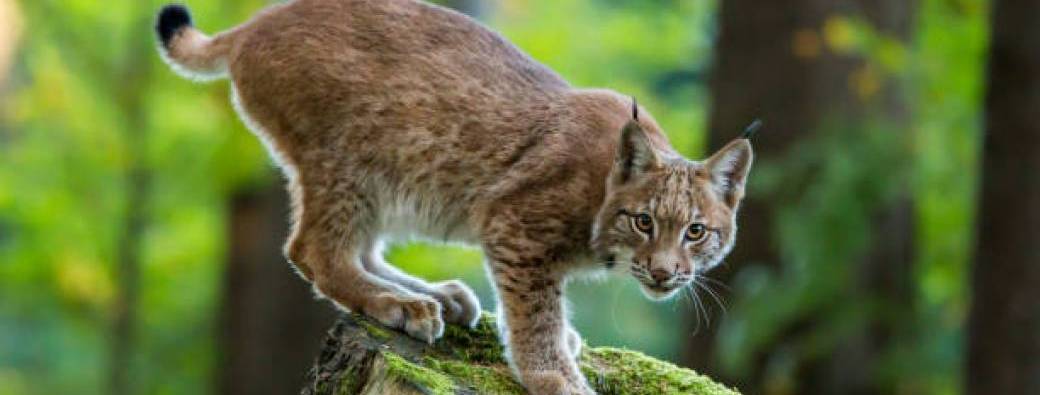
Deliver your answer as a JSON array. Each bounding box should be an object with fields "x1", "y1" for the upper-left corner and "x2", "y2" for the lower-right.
[{"x1": 1, "y1": 0, "x2": 1037, "y2": 394}]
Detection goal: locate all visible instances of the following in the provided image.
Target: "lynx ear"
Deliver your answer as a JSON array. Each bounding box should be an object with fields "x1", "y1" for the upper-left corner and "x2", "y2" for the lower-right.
[
  {"x1": 612, "y1": 120, "x2": 660, "y2": 185},
  {"x1": 705, "y1": 138, "x2": 753, "y2": 209}
]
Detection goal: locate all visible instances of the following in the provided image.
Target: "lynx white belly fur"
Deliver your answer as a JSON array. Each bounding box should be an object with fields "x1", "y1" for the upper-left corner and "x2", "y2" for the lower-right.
[{"x1": 155, "y1": 1, "x2": 753, "y2": 393}]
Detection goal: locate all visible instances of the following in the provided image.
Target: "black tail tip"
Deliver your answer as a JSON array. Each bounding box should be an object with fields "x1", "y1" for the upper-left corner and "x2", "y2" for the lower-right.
[{"x1": 157, "y1": 4, "x2": 193, "y2": 48}]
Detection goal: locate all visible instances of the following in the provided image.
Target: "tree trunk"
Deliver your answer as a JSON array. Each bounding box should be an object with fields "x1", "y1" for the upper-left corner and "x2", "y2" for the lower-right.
[
  {"x1": 687, "y1": 0, "x2": 916, "y2": 393},
  {"x1": 219, "y1": 182, "x2": 338, "y2": 395},
  {"x1": 303, "y1": 313, "x2": 740, "y2": 395},
  {"x1": 966, "y1": 0, "x2": 1040, "y2": 393}
]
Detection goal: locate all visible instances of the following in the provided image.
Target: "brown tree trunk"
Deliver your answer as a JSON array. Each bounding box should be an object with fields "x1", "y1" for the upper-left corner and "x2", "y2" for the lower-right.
[
  {"x1": 218, "y1": 182, "x2": 337, "y2": 395},
  {"x1": 966, "y1": 0, "x2": 1040, "y2": 393},
  {"x1": 686, "y1": 1, "x2": 916, "y2": 393}
]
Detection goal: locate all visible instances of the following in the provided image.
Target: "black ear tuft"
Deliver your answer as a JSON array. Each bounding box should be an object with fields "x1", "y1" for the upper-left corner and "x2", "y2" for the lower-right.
[
  {"x1": 741, "y1": 119, "x2": 763, "y2": 140},
  {"x1": 156, "y1": 4, "x2": 193, "y2": 49},
  {"x1": 631, "y1": 97, "x2": 639, "y2": 121}
]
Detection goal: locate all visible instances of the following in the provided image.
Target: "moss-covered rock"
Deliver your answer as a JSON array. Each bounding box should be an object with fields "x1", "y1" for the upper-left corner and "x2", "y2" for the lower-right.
[{"x1": 302, "y1": 313, "x2": 740, "y2": 395}]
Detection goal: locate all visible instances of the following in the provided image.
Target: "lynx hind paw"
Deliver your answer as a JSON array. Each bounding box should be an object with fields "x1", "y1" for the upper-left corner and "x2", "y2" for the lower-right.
[
  {"x1": 367, "y1": 292, "x2": 445, "y2": 343},
  {"x1": 433, "y1": 280, "x2": 481, "y2": 327}
]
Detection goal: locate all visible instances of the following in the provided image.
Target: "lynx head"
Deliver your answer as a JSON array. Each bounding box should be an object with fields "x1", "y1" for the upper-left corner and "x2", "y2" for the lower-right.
[{"x1": 591, "y1": 113, "x2": 754, "y2": 301}]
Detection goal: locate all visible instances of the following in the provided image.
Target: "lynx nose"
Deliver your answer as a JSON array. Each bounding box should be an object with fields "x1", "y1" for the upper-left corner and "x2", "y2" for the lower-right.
[{"x1": 650, "y1": 268, "x2": 673, "y2": 283}]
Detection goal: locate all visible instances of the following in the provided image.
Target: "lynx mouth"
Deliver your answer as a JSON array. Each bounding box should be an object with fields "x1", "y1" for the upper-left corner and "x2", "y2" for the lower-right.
[{"x1": 638, "y1": 281, "x2": 681, "y2": 301}]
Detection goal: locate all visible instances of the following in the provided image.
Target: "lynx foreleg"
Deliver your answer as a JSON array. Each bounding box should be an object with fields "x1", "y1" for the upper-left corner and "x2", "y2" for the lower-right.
[{"x1": 490, "y1": 262, "x2": 593, "y2": 395}]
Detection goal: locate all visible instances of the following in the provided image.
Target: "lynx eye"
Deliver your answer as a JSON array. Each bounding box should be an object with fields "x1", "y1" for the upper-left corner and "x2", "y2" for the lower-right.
[
  {"x1": 632, "y1": 213, "x2": 654, "y2": 234},
  {"x1": 686, "y1": 223, "x2": 707, "y2": 242}
]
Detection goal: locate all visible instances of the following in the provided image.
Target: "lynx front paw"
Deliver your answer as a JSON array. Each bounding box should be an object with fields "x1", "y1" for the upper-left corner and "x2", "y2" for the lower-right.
[
  {"x1": 432, "y1": 280, "x2": 481, "y2": 327},
  {"x1": 521, "y1": 370, "x2": 595, "y2": 395},
  {"x1": 366, "y1": 292, "x2": 445, "y2": 343}
]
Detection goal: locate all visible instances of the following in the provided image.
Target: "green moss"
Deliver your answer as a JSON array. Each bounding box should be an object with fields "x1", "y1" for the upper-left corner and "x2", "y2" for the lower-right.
[
  {"x1": 417, "y1": 314, "x2": 522, "y2": 394},
  {"x1": 424, "y1": 357, "x2": 526, "y2": 394},
  {"x1": 314, "y1": 381, "x2": 328, "y2": 394},
  {"x1": 581, "y1": 347, "x2": 740, "y2": 395},
  {"x1": 357, "y1": 317, "x2": 393, "y2": 341},
  {"x1": 336, "y1": 370, "x2": 362, "y2": 395},
  {"x1": 325, "y1": 313, "x2": 738, "y2": 395},
  {"x1": 435, "y1": 314, "x2": 505, "y2": 364},
  {"x1": 380, "y1": 352, "x2": 456, "y2": 395}
]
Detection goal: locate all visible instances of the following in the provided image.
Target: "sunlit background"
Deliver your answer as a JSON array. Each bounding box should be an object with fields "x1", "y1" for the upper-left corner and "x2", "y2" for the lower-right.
[{"x1": 1, "y1": 0, "x2": 1026, "y2": 394}]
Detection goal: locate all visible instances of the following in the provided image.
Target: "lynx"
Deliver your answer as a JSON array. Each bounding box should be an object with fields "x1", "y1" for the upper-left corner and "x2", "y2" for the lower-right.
[{"x1": 155, "y1": 1, "x2": 753, "y2": 393}]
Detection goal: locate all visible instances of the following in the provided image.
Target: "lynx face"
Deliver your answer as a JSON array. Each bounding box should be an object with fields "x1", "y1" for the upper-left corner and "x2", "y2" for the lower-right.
[{"x1": 592, "y1": 121, "x2": 753, "y2": 300}]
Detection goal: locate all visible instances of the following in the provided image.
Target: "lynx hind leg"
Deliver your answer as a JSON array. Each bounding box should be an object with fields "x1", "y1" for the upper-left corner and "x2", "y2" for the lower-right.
[
  {"x1": 362, "y1": 247, "x2": 481, "y2": 327},
  {"x1": 284, "y1": 193, "x2": 445, "y2": 343}
]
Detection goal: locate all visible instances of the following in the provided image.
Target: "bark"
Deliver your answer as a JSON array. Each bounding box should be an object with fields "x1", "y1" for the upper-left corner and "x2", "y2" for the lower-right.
[
  {"x1": 687, "y1": 0, "x2": 916, "y2": 393},
  {"x1": 219, "y1": 183, "x2": 337, "y2": 395},
  {"x1": 302, "y1": 313, "x2": 740, "y2": 395},
  {"x1": 966, "y1": 0, "x2": 1040, "y2": 393}
]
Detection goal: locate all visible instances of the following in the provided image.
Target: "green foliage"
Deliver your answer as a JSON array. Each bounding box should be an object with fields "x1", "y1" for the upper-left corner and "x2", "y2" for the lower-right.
[
  {"x1": 1, "y1": 1, "x2": 272, "y2": 393},
  {"x1": 717, "y1": 120, "x2": 911, "y2": 386},
  {"x1": 904, "y1": 1, "x2": 987, "y2": 393},
  {"x1": 494, "y1": 0, "x2": 715, "y2": 156},
  {"x1": 711, "y1": 1, "x2": 987, "y2": 393}
]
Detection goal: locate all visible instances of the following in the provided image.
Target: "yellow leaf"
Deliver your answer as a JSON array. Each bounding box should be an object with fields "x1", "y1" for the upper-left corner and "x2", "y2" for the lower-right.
[
  {"x1": 56, "y1": 254, "x2": 114, "y2": 309},
  {"x1": 823, "y1": 15, "x2": 857, "y2": 54},
  {"x1": 849, "y1": 64, "x2": 881, "y2": 101}
]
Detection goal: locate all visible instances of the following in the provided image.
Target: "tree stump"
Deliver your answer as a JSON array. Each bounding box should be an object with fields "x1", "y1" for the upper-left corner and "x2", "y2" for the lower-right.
[{"x1": 302, "y1": 313, "x2": 740, "y2": 395}]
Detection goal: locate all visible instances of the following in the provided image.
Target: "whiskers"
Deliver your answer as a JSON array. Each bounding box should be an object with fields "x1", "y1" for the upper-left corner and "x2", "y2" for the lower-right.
[
  {"x1": 628, "y1": 265, "x2": 651, "y2": 282},
  {"x1": 680, "y1": 274, "x2": 729, "y2": 336}
]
